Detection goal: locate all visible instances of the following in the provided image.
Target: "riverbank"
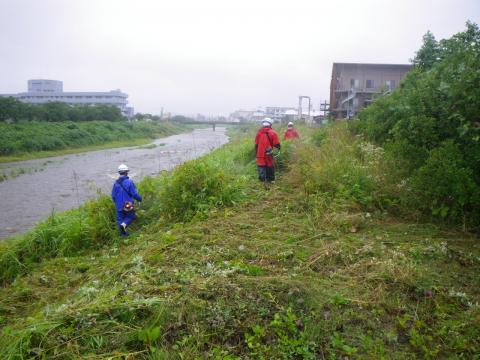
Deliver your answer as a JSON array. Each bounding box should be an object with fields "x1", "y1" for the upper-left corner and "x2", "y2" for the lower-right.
[
  {"x1": 0, "y1": 121, "x2": 191, "y2": 163},
  {"x1": 0, "y1": 138, "x2": 162, "y2": 164},
  {"x1": 0, "y1": 124, "x2": 478, "y2": 358},
  {"x1": 0, "y1": 127, "x2": 228, "y2": 239}
]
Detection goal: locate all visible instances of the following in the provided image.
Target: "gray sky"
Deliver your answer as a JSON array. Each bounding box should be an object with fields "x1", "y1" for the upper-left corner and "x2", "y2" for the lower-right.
[{"x1": 0, "y1": 0, "x2": 479, "y2": 116}]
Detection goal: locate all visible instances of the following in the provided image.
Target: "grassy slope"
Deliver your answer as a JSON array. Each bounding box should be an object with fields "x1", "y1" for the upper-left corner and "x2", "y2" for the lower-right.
[
  {"x1": 0, "y1": 121, "x2": 191, "y2": 163},
  {"x1": 0, "y1": 138, "x2": 155, "y2": 163},
  {"x1": 0, "y1": 125, "x2": 479, "y2": 359}
]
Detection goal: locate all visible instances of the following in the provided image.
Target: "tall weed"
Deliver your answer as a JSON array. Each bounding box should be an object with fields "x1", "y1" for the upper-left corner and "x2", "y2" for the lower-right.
[
  {"x1": 156, "y1": 156, "x2": 248, "y2": 222},
  {"x1": 301, "y1": 125, "x2": 392, "y2": 209}
]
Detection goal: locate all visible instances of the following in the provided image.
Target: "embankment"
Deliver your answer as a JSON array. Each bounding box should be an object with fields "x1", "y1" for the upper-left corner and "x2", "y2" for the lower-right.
[
  {"x1": 0, "y1": 124, "x2": 478, "y2": 359},
  {"x1": 0, "y1": 121, "x2": 191, "y2": 162}
]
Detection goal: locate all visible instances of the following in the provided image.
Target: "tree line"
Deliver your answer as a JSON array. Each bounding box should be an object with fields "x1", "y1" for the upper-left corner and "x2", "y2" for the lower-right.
[{"x1": 0, "y1": 97, "x2": 125, "y2": 122}]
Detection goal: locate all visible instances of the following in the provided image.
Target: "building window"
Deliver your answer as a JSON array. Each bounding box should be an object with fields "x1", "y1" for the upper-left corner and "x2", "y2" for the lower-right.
[
  {"x1": 350, "y1": 79, "x2": 359, "y2": 89},
  {"x1": 366, "y1": 80, "x2": 375, "y2": 89},
  {"x1": 385, "y1": 80, "x2": 396, "y2": 90}
]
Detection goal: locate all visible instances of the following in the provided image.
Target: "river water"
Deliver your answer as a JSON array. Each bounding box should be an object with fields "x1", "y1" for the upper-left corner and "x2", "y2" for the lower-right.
[{"x1": 0, "y1": 127, "x2": 229, "y2": 240}]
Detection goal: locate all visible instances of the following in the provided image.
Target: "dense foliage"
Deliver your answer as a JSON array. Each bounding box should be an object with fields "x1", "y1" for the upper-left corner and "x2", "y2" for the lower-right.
[
  {"x1": 0, "y1": 97, "x2": 125, "y2": 122},
  {"x1": 352, "y1": 22, "x2": 480, "y2": 227},
  {"x1": 0, "y1": 121, "x2": 186, "y2": 155}
]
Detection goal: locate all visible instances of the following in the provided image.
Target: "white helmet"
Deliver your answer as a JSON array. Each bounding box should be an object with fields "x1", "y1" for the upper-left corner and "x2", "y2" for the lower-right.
[
  {"x1": 262, "y1": 118, "x2": 272, "y2": 127},
  {"x1": 118, "y1": 164, "x2": 129, "y2": 173},
  {"x1": 287, "y1": 122, "x2": 294, "y2": 127}
]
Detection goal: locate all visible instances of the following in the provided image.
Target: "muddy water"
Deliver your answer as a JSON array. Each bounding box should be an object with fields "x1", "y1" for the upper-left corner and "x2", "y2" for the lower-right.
[{"x1": 0, "y1": 127, "x2": 229, "y2": 239}]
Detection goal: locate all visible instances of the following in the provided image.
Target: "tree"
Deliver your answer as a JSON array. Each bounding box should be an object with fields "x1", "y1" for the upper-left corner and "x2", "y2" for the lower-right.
[
  {"x1": 0, "y1": 97, "x2": 22, "y2": 121},
  {"x1": 412, "y1": 31, "x2": 440, "y2": 71}
]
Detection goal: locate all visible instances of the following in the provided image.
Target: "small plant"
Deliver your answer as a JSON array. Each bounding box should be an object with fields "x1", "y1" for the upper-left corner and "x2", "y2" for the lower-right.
[
  {"x1": 245, "y1": 308, "x2": 316, "y2": 359},
  {"x1": 137, "y1": 325, "x2": 162, "y2": 352},
  {"x1": 330, "y1": 332, "x2": 358, "y2": 356}
]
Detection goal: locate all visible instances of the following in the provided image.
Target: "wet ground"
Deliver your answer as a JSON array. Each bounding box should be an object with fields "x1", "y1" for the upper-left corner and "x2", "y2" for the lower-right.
[{"x1": 0, "y1": 127, "x2": 229, "y2": 239}]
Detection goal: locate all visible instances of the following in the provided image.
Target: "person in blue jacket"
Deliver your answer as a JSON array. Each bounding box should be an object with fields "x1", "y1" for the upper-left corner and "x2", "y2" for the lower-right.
[{"x1": 112, "y1": 164, "x2": 142, "y2": 236}]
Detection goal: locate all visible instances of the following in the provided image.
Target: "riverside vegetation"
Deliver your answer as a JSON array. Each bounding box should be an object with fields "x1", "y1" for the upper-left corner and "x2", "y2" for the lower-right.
[
  {"x1": 0, "y1": 121, "x2": 190, "y2": 161},
  {"x1": 0, "y1": 25, "x2": 479, "y2": 359},
  {"x1": 0, "y1": 98, "x2": 192, "y2": 161},
  {"x1": 351, "y1": 21, "x2": 480, "y2": 228},
  {"x1": 0, "y1": 123, "x2": 478, "y2": 359}
]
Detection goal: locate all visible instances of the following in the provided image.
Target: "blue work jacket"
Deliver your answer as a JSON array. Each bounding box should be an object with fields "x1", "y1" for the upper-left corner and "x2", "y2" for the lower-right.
[{"x1": 111, "y1": 176, "x2": 142, "y2": 212}]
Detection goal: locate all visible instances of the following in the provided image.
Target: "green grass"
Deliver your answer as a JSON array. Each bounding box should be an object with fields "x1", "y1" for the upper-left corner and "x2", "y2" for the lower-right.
[
  {"x1": 0, "y1": 124, "x2": 478, "y2": 359},
  {"x1": 0, "y1": 138, "x2": 157, "y2": 163},
  {"x1": 0, "y1": 121, "x2": 191, "y2": 162}
]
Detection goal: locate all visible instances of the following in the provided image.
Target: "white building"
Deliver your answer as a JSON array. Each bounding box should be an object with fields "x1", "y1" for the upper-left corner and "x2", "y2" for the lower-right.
[
  {"x1": 229, "y1": 106, "x2": 297, "y2": 123},
  {"x1": 1, "y1": 80, "x2": 134, "y2": 118},
  {"x1": 265, "y1": 106, "x2": 297, "y2": 122},
  {"x1": 229, "y1": 109, "x2": 255, "y2": 122}
]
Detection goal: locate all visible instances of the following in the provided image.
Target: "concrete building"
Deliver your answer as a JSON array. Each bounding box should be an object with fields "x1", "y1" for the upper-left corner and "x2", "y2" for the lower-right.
[
  {"x1": 265, "y1": 106, "x2": 297, "y2": 122},
  {"x1": 229, "y1": 106, "x2": 297, "y2": 123},
  {"x1": 330, "y1": 63, "x2": 412, "y2": 119},
  {"x1": 1, "y1": 79, "x2": 134, "y2": 118},
  {"x1": 229, "y1": 109, "x2": 255, "y2": 123}
]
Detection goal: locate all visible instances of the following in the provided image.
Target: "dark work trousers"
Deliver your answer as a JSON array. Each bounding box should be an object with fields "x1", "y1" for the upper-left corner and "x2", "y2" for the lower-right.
[{"x1": 257, "y1": 165, "x2": 275, "y2": 182}]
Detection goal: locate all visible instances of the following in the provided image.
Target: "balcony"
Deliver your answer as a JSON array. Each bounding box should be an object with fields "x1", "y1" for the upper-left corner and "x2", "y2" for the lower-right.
[{"x1": 334, "y1": 87, "x2": 379, "y2": 94}]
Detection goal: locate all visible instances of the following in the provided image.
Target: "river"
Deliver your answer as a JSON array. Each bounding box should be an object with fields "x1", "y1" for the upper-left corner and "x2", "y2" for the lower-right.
[{"x1": 0, "y1": 127, "x2": 229, "y2": 240}]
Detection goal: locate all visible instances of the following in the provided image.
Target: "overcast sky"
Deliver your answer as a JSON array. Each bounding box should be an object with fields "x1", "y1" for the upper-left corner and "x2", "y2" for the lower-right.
[{"x1": 0, "y1": 0, "x2": 479, "y2": 116}]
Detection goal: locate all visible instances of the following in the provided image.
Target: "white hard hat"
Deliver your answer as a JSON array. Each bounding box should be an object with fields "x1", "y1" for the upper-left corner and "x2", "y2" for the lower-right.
[
  {"x1": 118, "y1": 164, "x2": 129, "y2": 173},
  {"x1": 287, "y1": 122, "x2": 294, "y2": 126},
  {"x1": 262, "y1": 118, "x2": 272, "y2": 127}
]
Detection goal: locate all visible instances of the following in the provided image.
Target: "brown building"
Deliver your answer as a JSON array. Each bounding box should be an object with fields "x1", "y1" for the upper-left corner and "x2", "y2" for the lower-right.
[{"x1": 330, "y1": 63, "x2": 412, "y2": 119}]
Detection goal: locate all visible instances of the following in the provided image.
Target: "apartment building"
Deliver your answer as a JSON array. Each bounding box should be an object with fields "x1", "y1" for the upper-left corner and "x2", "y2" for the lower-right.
[
  {"x1": 330, "y1": 63, "x2": 412, "y2": 119},
  {"x1": 1, "y1": 79, "x2": 134, "y2": 118}
]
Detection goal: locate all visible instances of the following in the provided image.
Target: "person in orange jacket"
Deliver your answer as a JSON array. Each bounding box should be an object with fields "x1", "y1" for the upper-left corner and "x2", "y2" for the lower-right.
[
  {"x1": 284, "y1": 122, "x2": 300, "y2": 140},
  {"x1": 255, "y1": 118, "x2": 280, "y2": 182}
]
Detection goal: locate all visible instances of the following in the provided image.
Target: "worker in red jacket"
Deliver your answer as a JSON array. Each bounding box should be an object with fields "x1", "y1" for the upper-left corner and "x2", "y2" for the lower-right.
[
  {"x1": 284, "y1": 122, "x2": 300, "y2": 140},
  {"x1": 255, "y1": 118, "x2": 281, "y2": 182}
]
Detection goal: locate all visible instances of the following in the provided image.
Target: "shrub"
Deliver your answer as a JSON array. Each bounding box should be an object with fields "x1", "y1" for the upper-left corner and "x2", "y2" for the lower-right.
[
  {"x1": 410, "y1": 141, "x2": 480, "y2": 223},
  {"x1": 352, "y1": 22, "x2": 480, "y2": 227}
]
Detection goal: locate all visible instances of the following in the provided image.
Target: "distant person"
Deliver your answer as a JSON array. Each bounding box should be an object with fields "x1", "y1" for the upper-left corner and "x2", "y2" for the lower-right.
[
  {"x1": 255, "y1": 118, "x2": 280, "y2": 183},
  {"x1": 111, "y1": 164, "x2": 142, "y2": 236},
  {"x1": 213, "y1": 123, "x2": 216, "y2": 131},
  {"x1": 284, "y1": 122, "x2": 300, "y2": 140}
]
